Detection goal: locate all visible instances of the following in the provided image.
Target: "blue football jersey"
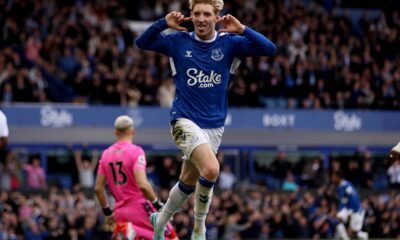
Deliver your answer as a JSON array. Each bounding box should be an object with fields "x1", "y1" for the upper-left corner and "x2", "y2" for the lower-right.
[
  {"x1": 136, "y1": 18, "x2": 276, "y2": 128},
  {"x1": 337, "y1": 180, "x2": 362, "y2": 212}
]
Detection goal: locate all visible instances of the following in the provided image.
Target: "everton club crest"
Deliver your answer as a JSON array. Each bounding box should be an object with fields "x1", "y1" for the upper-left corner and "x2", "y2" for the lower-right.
[{"x1": 211, "y1": 48, "x2": 224, "y2": 61}]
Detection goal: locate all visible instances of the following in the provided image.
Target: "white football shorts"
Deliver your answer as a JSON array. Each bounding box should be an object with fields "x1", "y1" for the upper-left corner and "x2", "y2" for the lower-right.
[
  {"x1": 337, "y1": 208, "x2": 365, "y2": 231},
  {"x1": 170, "y1": 118, "x2": 224, "y2": 160}
]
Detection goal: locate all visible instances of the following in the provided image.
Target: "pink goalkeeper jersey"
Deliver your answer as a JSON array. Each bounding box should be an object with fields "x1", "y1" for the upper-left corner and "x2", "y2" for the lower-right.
[{"x1": 97, "y1": 141, "x2": 147, "y2": 207}]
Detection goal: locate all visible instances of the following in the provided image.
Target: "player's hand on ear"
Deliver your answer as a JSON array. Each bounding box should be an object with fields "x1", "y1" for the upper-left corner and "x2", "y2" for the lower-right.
[
  {"x1": 217, "y1": 14, "x2": 245, "y2": 34},
  {"x1": 166, "y1": 11, "x2": 192, "y2": 31}
]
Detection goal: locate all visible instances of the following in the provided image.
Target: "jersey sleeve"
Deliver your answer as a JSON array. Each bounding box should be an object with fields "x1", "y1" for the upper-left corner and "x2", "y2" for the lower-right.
[
  {"x1": 135, "y1": 18, "x2": 173, "y2": 56},
  {"x1": 133, "y1": 147, "x2": 147, "y2": 171},
  {"x1": 231, "y1": 27, "x2": 276, "y2": 58},
  {"x1": 338, "y1": 185, "x2": 353, "y2": 210},
  {"x1": 345, "y1": 185, "x2": 353, "y2": 196},
  {"x1": 338, "y1": 197, "x2": 346, "y2": 210}
]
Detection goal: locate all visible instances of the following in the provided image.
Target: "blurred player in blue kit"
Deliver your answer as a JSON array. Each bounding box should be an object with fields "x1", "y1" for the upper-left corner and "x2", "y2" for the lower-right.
[
  {"x1": 136, "y1": 0, "x2": 276, "y2": 239},
  {"x1": 390, "y1": 142, "x2": 400, "y2": 159},
  {"x1": 331, "y1": 171, "x2": 369, "y2": 240},
  {"x1": 388, "y1": 143, "x2": 400, "y2": 189}
]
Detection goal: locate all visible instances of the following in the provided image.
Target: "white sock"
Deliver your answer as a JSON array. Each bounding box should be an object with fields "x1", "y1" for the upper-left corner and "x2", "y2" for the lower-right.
[
  {"x1": 193, "y1": 177, "x2": 215, "y2": 234},
  {"x1": 156, "y1": 182, "x2": 192, "y2": 230},
  {"x1": 336, "y1": 223, "x2": 349, "y2": 240},
  {"x1": 357, "y1": 231, "x2": 368, "y2": 240}
]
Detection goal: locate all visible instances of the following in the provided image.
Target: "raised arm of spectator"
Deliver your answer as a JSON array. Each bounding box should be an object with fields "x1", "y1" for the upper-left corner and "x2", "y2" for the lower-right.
[
  {"x1": 90, "y1": 150, "x2": 100, "y2": 170},
  {"x1": 74, "y1": 150, "x2": 83, "y2": 169}
]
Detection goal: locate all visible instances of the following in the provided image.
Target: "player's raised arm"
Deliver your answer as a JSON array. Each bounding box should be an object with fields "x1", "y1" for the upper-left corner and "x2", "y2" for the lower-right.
[
  {"x1": 218, "y1": 14, "x2": 276, "y2": 57},
  {"x1": 135, "y1": 11, "x2": 192, "y2": 55},
  {"x1": 217, "y1": 14, "x2": 245, "y2": 34},
  {"x1": 165, "y1": 11, "x2": 192, "y2": 32}
]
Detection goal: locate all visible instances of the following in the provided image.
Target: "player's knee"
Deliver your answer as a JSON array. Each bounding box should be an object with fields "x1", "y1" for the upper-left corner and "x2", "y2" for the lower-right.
[{"x1": 202, "y1": 165, "x2": 219, "y2": 181}]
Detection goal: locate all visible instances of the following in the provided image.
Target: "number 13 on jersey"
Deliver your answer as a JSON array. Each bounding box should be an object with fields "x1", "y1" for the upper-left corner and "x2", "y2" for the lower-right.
[{"x1": 109, "y1": 161, "x2": 127, "y2": 185}]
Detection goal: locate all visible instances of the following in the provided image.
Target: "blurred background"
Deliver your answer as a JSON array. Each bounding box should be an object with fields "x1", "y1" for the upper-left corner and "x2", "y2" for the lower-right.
[{"x1": 0, "y1": 0, "x2": 399, "y2": 239}]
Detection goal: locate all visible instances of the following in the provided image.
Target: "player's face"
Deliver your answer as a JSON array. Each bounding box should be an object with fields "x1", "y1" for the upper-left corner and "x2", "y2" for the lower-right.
[{"x1": 191, "y1": 3, "x2": 218, "y2": 40}]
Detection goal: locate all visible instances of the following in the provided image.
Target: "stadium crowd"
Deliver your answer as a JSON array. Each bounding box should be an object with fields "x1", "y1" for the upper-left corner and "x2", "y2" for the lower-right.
[
  {"x1": 0, "y1": 0, "x2": 399, "y2": 109},
  {"x1": 1, "y1": 179, "x2": 399, "y2": 239},
  {"x1": 1, "y1": 0, "x2": 400, "y2": 239},
  {"x1": 1, "y1": 148, "x2": 400, "y2": 239}
]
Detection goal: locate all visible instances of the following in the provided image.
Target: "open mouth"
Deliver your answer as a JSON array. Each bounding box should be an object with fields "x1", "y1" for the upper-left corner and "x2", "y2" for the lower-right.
[{"x1": 198, "y1": 25, "x2": 206, "y2": 31}]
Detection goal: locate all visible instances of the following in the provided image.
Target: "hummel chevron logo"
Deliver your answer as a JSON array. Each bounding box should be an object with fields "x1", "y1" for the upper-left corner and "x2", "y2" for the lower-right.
[
  {"x1": 199, "y1": 194, "x2": 209, "y2": 204},
  {"x1": 185, "y1": 51, "x2": 192, "y2": 57}
]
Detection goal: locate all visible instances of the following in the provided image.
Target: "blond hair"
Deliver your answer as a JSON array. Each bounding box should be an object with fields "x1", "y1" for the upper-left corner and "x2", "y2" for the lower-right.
[
  {"x1": 114, "y1": 115, "x2": 134, "y2": 131},
  {"x1": 189, "y1": 0, "x2": 224, "y2": 13}
]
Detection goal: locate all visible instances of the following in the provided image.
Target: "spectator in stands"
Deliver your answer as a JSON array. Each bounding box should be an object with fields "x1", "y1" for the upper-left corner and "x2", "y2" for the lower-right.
[
  {"x1": 222, "y1": 207, "x2": 252, "y2": 240},
  {"x1": 25, "y1": 31, "x2": 42, "y2": 63},
  {"x1": 0, "y1": 151, "x2": 23, "y2": 190},
  {"x1": 158, "y1": 77, "x2": 176, "y2": 108},
  {"x1": 0, "y1": 161, "x2": 12, "y2": 191},
  {"x1": 293, "y1": 210, "x2": 311, "y2": 239},
  {"x1": 299, "y1": 156, "x2": 326, "y2": 188},
  {"x1": 23, "y1": 157, "x2": 46, "y2": 189},
  {"x1": 282, "y1": 171, "x2": 298, "y2": 191},
  {"x1": 228, "y1": 77, "x2": 247, "y2": 107},
  {"x1": 157, "y1": 156, "x2": 179, "y2": 189},
  {"x1": 138, "y1": 71, "x2": 158, "y2": 106},
  {"x1": 126, "y1": 83, "x2": 142, "y2": 107},
  {"x1": 309, "y1": 205, "x2": 337, "y2": 239},
  {"x1": 74, "y1": 150, "x2": 99, "y2": 189},
  {"x1": 1, "y1": 82, "x2": 13, "y2": 105},
  {"x1": 204, "y1": 214, "x2": 219, "y2": 240},
  {"x1": 13, "y1": 69, "x2": 35, "y2": 102},
  {"x1": 24, "y1": 220, "x2": 48, "y2": 239},
  {"x1": 345, "y1": 159, "x2": 361, "y2": 186},
  {"x1": 218, "y1": 164, "x2": 236, "y2": 191},
  {"x1": 28, "y1": 68, "x2": 47, "y2": 102},
  {"x1": 360, "y1": 159, "x2": 374, "y2": 189},
  {"x1": 1, "y1": 181, "x2": 400, "y2": 239},
  {"x1": 46, "y1": 214, "x2": 64, "y2": 239},
  {"x1": 269, "y1": 151, "x2": 292, "y2": 188},
  {"x1": 245, "y1": 190, "x2": 263, "y2": 212},
  {"x1": 0, "y1": 0, "x2": 399, "y2": 109}
]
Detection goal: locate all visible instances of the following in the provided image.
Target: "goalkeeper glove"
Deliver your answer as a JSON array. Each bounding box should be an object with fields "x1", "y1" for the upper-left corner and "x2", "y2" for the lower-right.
[{"x1": 152, "y1": 199, "x2": 164, "y2": 211}]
